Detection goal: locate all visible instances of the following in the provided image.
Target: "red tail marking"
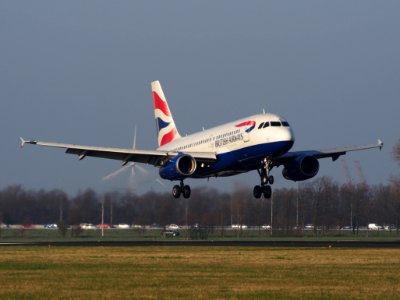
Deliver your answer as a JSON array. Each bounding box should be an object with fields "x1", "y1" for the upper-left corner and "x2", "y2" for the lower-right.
[
  {"x1": 153, "y1": 92, "x2": 170, "y2": 117},
  {"x1": 160, "y1": 128, "x2": 177, "y2": 146}
]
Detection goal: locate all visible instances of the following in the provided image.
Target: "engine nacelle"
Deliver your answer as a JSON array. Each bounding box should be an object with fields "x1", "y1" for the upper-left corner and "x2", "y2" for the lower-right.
[
  {"x1": 282, "y1": 155, "x2": 319, "y2": 181},
  {"x1": 159, "y1": 154, "x2": 197, "y2": 180}
]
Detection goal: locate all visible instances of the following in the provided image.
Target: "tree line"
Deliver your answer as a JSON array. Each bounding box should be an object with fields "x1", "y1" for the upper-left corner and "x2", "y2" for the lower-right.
[
  {"x1": 0, "y1": 177, "x2": 398, "y2": 230},
  {"x1": 1, "y1": 140, "x2": 399, "y2": 229}
]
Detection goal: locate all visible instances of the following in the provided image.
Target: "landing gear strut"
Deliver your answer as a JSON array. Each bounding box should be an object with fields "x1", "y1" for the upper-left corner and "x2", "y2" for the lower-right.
[
  {"x1": 254, "y1": 157, "x2": 273, "y2": 199},
  {"x1": 172, "y1": 180, "x2": 191, "y2": 199}
]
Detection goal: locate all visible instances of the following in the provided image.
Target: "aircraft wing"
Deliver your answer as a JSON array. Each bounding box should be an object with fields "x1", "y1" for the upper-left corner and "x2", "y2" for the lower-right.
[
  {"x1": 20, "y1": 138, "x2": 217, "y2": 167},
  {"x1": 274, "y1": 139, "x2": 383, "y2": 166}
]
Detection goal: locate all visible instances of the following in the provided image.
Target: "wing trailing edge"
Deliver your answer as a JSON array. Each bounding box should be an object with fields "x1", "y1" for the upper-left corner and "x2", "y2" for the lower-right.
[{"x1": 20, "y1": 138, "x2": 216, "y2": 167}]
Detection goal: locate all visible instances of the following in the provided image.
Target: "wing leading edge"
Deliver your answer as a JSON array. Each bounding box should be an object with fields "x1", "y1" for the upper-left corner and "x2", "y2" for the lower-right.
[
  {"x1": 274, "y1": 139, "x2": 383, "y2": 166},
  {"x1": 19, "y1": 138, "x2": 216, "y2": 167}
]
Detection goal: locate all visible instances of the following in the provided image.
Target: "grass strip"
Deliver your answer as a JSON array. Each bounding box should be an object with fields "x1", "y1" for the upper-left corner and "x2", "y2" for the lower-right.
[{"x1": 0, "y1": 246, "x2": 399, "y2": 299}]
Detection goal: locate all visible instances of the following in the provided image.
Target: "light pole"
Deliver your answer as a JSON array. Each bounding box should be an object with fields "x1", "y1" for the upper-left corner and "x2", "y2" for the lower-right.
[
  {"x1": 296, "y1": 183, "x2": 299, "y2": 228},
  {"x1": 270, "y1": 192, "x2": 273, "y2": 236},
  {"x1": 109, "y1": 198, "x2": 113, "y2": 228},
  {"x1": 59, "y1": 197, "x2": 63, "y2": 222},
  {"x1": 101, "y1": 196, "x2": 104, "y2": 238},
  {"x1": 185, "y1": 198, "x2": 189, "y2": 240}
]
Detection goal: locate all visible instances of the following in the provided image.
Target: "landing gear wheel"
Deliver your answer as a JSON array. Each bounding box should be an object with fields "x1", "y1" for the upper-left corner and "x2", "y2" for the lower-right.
[
  {"x1": 172, "y1": 185, "x2": 181, "y2": 198},
  {"x1": 254, "y1": 157, "x2": 274, "y2": 198},
  {"x1": 182, "y1": 185, "x2": 191, "y2": 199},
  {"x1": 268, "y1": 175, "x2": 274, "y2": 185},
  {"x1": 263, "y1": 185, "x2": 272, "y2": 199},
  {"x1": 253, "y1": 185, "x2": 262, "y2": 199}
]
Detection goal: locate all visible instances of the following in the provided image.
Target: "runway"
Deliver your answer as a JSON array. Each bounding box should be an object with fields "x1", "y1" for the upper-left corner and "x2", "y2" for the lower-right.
[{"x1": 1, "y1": 240, "x2": 400, "y2": 248}]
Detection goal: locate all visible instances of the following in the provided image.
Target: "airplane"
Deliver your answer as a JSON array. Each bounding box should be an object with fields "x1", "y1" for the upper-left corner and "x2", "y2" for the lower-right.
[{"x1": 20, "y1": 80, "x2": 383, "y2": 199}]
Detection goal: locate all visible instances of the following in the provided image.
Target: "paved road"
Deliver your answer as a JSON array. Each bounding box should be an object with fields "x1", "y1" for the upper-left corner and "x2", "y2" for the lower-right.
[{"x1": 1, "y1": 240, "x2": 400, "y2": 248}]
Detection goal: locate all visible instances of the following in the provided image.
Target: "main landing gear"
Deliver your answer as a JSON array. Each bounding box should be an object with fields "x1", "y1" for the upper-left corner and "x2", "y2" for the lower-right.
[
  {"x1": 172, "y1": 180, "x2": 191, "y2": 199},
  {"x1": 253, "y1": 158, "x2": 274, "y2": 199}
]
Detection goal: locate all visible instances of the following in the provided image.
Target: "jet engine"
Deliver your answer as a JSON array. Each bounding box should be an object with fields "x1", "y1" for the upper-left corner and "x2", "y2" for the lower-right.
[
  {"x1": 282, "y1": 155, "x2": 319, "y2": 181},
  {"x1": 159, "y1": 154, "x2": 197, "y2": 180}
]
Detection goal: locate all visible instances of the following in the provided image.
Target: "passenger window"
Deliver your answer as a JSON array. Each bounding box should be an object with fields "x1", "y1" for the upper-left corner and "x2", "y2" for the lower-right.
[
  {"x1": 263, "y1": 122, "x2": 270, "y2": 128},
  {"x1": 271, "y1": 121, "x2": 281, "y2": 127}
]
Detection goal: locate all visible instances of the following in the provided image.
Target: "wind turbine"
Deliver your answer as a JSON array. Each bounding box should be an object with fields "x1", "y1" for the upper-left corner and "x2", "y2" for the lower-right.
[{"x1": 102, "y1": 126, "x2": 164, "y2": 193}]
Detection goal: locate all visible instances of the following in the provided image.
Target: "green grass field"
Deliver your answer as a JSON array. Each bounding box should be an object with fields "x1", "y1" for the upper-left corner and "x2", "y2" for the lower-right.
[
  {"x1": 0, "y1": 246, "x2": 399, "y2": 299},
  {"x1": 1, "y1": 228, "x2": 399, "y2": 242}
]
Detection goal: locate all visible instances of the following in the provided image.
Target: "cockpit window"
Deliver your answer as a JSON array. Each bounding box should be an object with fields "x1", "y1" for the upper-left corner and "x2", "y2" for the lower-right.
[
  {"x1": 281, "y1": 121, "x2": 290, "y2": 127},
  {"x1": 263, "y1": 122, "x2": 270, "y2": 128},
  {"x1": 258, "y1": 122, "x2": 264, "y2": 129},
  {"x1": 271, "y1": 121, "x2": 281, "y2": 127}
]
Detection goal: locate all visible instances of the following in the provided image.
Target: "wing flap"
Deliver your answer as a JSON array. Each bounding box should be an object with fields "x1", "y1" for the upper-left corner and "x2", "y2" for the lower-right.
[
  {"x1": 20, "y1": 138, "x2": 217, "y2": 167},
  {"x1": 21, "y1": 139, "x2": 169, "y2": 166}
]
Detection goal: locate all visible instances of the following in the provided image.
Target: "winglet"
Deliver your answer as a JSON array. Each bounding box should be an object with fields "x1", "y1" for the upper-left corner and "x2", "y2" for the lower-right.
[
  {"x1": 20, "y1": 137, "x2": 26, "y2": 149},
  {"x1": 378, "y1": 139, "x2": 384, "y2": 150},
  {"x1": 19, "y1": 137, "x2": 37, "y2": 149}
]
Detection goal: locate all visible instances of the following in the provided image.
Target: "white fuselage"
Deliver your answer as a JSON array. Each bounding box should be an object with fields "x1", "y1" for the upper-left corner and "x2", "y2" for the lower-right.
[
  {"x1": 158, "y1": 113, "x2": 295, "y2": 177},
  {"x1": 158, "y1": 113, "x2": 295, "y2": 155}
]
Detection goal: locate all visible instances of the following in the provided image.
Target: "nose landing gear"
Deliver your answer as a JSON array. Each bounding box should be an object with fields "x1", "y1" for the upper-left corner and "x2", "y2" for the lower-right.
[
  {"x1": 254, "y1": 158, "x2": 273, "y2": 199},
  {"x1": 172, "y1": 180, "x2": 191, "y2": 199}
]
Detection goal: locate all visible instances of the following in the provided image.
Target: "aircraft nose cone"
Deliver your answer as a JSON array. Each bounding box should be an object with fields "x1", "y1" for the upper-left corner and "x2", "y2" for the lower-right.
[
  {"x1": 282, "y1": 127, "x2": 295, "y2": 152},
  {"x1": 282, "y1": 127, "x2": 295, "y2": 143},
  {"x1": 289, "y1": 128, "x2": 295, "y2": 142},
  {"x1": 271, "y1": 126, "x2": 295, "y2": 155}
]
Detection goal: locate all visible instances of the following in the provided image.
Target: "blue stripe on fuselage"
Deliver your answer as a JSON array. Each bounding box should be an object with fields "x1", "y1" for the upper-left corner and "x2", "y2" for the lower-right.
[{"x1": 193, "y1": 140, "x2": 294, "y2": 178}]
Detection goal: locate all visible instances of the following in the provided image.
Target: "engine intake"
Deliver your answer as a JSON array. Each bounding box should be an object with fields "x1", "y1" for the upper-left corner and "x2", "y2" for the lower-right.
[
  {"x1": 282, "y1": 155, "x2": 319, "y2": 181},
  {"x1": 159, "y1": 154, "x2": 197, "y2": 180}
]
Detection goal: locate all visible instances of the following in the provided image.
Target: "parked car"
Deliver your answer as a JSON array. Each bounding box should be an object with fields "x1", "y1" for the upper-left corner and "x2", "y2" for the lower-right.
[
  {"x1": 44, "y1": 223, "x2": 58, "y2": 229},
  {"x1": 80, "y1": 223, "x2": 96, "y2": 229},
  {"x1": 147, "y1": 223, "x2": 163, "y2": 230},
  {"x1": 116, "y1": 223, "x2": 130, "y2": 229},
  {"x1": 166, "y1": 224, "x2": 180, "y2": 230},
  {"x1": 341, "y1": 226, "x2": 352, "y2": 230},
  {"x1": 132, "y1": 224, "x2": 144, "y2": 229},
  {"x1": 162, "y1": 230, "x2": 180, "y2": 237},
  {"x1": 262, "y1": 224, "x2": 271, "y2": 230},
  {"x1": 96, "y1": 224, "x2": 110, "y2": 229},
  {"x1": 231, "y1": 224, "x2": 248, "y2": 229},
  {"x1": 192, "y1": 223, "x2": 200, "y2": 229},
  {"x1": 368, "y1": 223, "x2": 383, "y2": 230}
]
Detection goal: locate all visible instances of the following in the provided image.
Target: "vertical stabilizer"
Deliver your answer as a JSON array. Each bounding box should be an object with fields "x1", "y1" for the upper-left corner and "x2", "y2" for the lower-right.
[{"x1": 152, "y1": 80, "x2": 181, "y2": 147}]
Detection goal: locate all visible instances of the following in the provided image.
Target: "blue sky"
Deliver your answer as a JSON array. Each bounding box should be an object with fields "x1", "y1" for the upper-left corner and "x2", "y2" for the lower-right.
[{"x1": 1, "y1": 1, "x2": 399, "y2": 194}]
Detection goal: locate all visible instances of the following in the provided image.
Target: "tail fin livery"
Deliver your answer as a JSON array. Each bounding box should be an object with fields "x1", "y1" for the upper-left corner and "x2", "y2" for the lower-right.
[{"x1": 152, "y1": 80, "x2": 181, "y2": 147}]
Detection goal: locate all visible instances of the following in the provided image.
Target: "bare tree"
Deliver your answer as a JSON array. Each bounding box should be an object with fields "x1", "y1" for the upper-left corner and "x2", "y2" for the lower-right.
[
  {"x1": 389, "y1": 179, "x2": 400, "y2": 233},
  {"x1": 389, "y1": 140, "x2": 400, "y2": 232},
  {"x1": 67, "y1": 189, "x2": 99, "y2": 225},
  {"x1": 274, "y1": 188, "x2": 297, "y2": 228},
  {"x1": 303, "y1": 177, "x2": 340, "y2": 233},
  {"x1": 394, "y1": 139, "x2": 400, "y2": 165},
  {"x1": 1, "y1": 179, "x2": 398, "y2": 232}
]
